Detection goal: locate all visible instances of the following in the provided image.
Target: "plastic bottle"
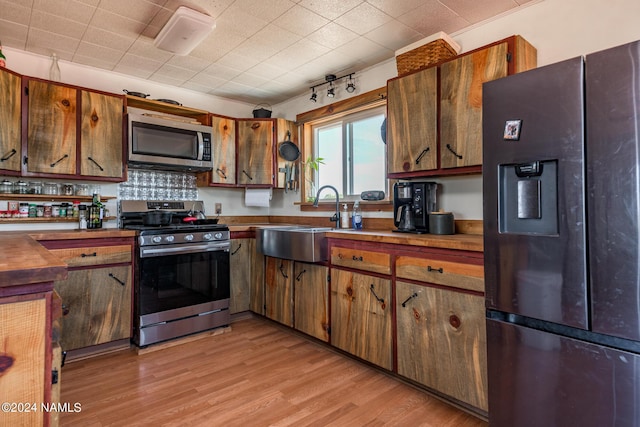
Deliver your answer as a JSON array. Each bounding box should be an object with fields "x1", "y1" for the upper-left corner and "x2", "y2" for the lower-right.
[
  {"x1": 352, "y1": 201, "x2": 362, "y2": 230},
  {"x1": 340, "y1": 203, "x2": 349, "y2": 229},
  {"x1": 49, "y1": 53, "x2": 61, "y2": 81}
]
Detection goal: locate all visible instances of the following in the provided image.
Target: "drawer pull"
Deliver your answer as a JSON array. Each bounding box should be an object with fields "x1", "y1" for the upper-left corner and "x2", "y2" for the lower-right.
[
  {"x1": 401, "y1": 292, "x2": 418, "y2": 308},
  {"x1": 295, "y1": 269, "x2": 306, "y2": 281},
  {"x1": 427, "y1": 265, "x2": 443, "y2": 273},
  {"x1": 81, "y1": 252, "x2": 97, "y2": 258},
  {"x1": 369, "y1": 284, "x2": 385, "y2": 305},
  {"x1": 231, "y1": 243, "x2": 242, "y2": 256},
  {"x1": 50, "y1": 154, "x2": 69, "y2": 168},
  {"x1": 61, "y1": 304, "x2": 70, "y2": 316},
  {"x1": 352, "y1": 255, "x2": 363, "y2": 261},
  {"x1": 108, "y1": 273, "x2": 126, "y2": 286},
  {"x1": 279, "y1": 262, "x2": 288, "y2": 279}
]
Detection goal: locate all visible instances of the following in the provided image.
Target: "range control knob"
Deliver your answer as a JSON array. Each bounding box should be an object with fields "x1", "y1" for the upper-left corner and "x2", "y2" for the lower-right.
[
  {"x1": 214, "y1": 232, "x2": 223, "y2": 240},
  {"x1": 184, "y1": 234, "x2": 194, "y2": 241},
  {"x1": 152, "y1": 236, "x2": 162, "y2": 244},
  {"x1": 165, "y1": 235, "x2": 175, "y2": 242},
  {"x1": 203, "y1": 233, "x2": 213, "y2": 240}
]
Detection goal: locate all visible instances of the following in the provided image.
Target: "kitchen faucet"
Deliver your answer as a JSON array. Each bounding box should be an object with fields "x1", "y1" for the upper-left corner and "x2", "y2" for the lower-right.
[{"x1": 313, "y1": 185, "x2": 340, "y2": 229}]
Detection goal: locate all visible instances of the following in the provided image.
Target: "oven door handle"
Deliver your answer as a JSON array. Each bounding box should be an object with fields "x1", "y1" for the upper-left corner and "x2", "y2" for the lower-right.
[{"x1": 140, "y1": 242, "x2": 230, "y2": 257}]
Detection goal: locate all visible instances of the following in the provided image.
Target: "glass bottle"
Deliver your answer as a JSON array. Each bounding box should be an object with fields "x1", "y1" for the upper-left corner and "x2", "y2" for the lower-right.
[
  {"x1": 49, "y1": 53, "x2": 61, "y2": 81},
  {"x1": 352, "y1": 201, "x2": 363, "y2": 230}
]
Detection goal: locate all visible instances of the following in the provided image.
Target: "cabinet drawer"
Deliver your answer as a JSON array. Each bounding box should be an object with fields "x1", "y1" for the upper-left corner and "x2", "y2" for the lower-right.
[
  {"x1": 49, "y1": 245, "x2": 132, "y2": 267},
  {"x1": 396, "y1": 256, "x2": 484, "y2": 292},
  {"x1": 331, "y1": 246, "x2": 391, "y2": 275}
]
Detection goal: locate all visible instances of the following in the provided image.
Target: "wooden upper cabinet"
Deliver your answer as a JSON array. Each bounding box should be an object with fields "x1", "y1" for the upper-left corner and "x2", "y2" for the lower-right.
[
  {"x1": 27, "y1": 80, "x2": 78, "y2": 175},
  {"x1": 387, "y1": 35, "x2": 536, "y2": 178},
  {"x1": 440, "y1": 42, "x2": 508, "y2": 169},
  {"x1": 236, "y1": 119, "x2": 274, "y2": 186},
  {"x1": 210, "y1": 115, "x2": 236, "y2": 185},
  {"x1": 80, "y1": 90, "x2": 124, "y2": 179},
  {"x1": 0, "y1": 67, "x2": 22, "y2": 172},
  {"x1": 387, "y1": 66, "x2": 438, "y2": 174}
]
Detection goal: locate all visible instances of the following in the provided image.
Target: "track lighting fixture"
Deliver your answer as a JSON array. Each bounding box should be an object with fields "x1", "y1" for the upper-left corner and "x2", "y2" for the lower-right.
[{"x1": 309, "y1": 73, "x2": 355, "y2": 102}]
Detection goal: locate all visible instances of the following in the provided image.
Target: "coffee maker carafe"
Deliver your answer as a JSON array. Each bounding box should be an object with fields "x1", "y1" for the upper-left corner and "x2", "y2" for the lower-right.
[{"x1": 393, "y1": 181, "x2": 437, "y2": 233}]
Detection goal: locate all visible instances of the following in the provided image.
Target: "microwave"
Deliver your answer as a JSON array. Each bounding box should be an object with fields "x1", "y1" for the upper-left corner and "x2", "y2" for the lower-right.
[{"x1": 127, "y1": 110, "x2": 213, "y2": 171}]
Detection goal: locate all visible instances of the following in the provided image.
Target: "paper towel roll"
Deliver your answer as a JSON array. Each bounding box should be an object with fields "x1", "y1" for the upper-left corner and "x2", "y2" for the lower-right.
[{"x1": 245, "y1": 188, "x2": 272, "y2": 207}]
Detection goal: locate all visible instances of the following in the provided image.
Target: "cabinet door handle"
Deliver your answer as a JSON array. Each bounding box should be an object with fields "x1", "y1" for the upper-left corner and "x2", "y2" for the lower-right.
[
  {"x1": 446, "y1": 144, "x2": 463, "y2": 160},
  {"x1": 0, "y1": 148, "x2": 16, "y2": 162},
  {"x1": 369, "y1": 284, "x2": 385, "y2": 305},
  {"x1": 87, "y1": 156, "x2": 104, "y2": 171},
  {"x1": 216, "y1": 168, "x2": 227, "y2": 179},
  {"x1": 401, "y1": 292, "x2": 418, "y2": 308},
  {"x1": 295, "y1": 269, "x2": 306, "y2": 281},
  {"x1": 352, "y1": 255, "x2": 363, "y2": 261},
  {"x1": 50, "y1": 154, "x2": 69, "y2": 168},
  {"x1": 279, "y1": 262, "x2": 288, "y2": 279},
  {"x1": 242, "y1": 170, "x2": 253, "y2": 181},
  {"x1": 231, "y1": 243, "x2": 242, "y2": 255},
  {"x1": 108, "y1": 273, "x2": 126, "y2": 286},
  {"x1": 81, "y1": 252, "x2": 97, "y2": 258},
  {"x1": 61, "y1": 304, "x2": 70, "y2": 316},
  {"x1": 415, "y1": 147, "x2": 430, "y2": 164},
  {"x1": 427, "y1": 265, "x2": 443, "y2": 273}
]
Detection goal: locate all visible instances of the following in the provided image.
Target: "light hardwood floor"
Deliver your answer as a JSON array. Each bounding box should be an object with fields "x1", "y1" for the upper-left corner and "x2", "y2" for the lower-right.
[{"x1": 60, "y1": 317, "x2": 488, "y2": 427}]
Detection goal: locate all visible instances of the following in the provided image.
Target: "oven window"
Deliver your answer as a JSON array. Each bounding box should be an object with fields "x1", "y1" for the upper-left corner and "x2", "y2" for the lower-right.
[{"x1": 137, "y1": 251, "x2": 230, "y2": 315}]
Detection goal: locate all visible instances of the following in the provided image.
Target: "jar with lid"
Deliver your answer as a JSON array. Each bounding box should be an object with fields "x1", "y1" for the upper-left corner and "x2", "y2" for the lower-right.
[
  {"x1": 0, "y1": 180, "x2": 12, "y2": 194},
  {"x1": 19, "y1": 203, "x2": 29, "y2": 217},
  {"x1": 13, "y1": 180, "x2": 28, "y2": 194},
  {"x1": 66, "y1": 203, "x2": 75, "y2": 218},
  {"x1": 62, "y1": 183, "x2": 74, "y2": 196},
  {"x1": 28, "y1": 203, "x2": 37, "y2": 218},
  {"x1": 51, "y1": 204, "x2": 60, "y2": 218},
  {"x1": 78, "y1": 204, "x2": 87, "y2": 220},
  {"x1": 59, "y1": 203, "x2": 68, "y2": 218},
  {"x1": 36, "y1": 205, "x2": 44, "y2": 217},
  {"x1": 43, "y1": 203, "x2": 53, "y2": 218},
  {"x1": 75, "y1": 184, "x2": 89, "y2": 196},
  {"x1": 72, "y1": 201, "x2": 80, "y2": 218},
  {"x1": 43, "y1": 182, "x2": 59, "y2": 195},
  {"x1": 28, "y1": 181, "x2": 43, "y2": 194}
]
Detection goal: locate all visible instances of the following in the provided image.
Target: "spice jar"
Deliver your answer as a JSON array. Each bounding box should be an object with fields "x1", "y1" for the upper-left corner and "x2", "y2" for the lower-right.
[
  {"x1": 51, "y1": 204, "x2": 60, "y2": 218},
  {"x1": 36, "y1": 205, "x2": 44, "y2": 217},
  {"x1": 43, "y1": 203, "x2": 53, "y2": 218},
  {"x1": 0, "y1": 180, "x2": 12, "y2": 194},
  {"x1": 19, "y1": 203, "x2": 29, "y2": 217},
  {"x1": 59, "y1": 203, "x2": 68, "y2": 218},
  {"x1": 13, "y1": 180, "x2": 28, "y2": 194},
  {"x1": 43, "y1": 182, "x2": 59, "y2": 195},
  {"x1": 62, "y1": 183, "x2": 74, "y2": 196},
  {"x1": 28, "y1": 181, "x2": 43, "y2": 194},
  {"x1": 28, "y1": 203, "x2": 37, "y2": 218},
  {"x1": 72, "y1": 201, "x2": 80, "y2": 218},
  {"x1": 75, "y1": 184, "x2": 89, "y2": 196}
]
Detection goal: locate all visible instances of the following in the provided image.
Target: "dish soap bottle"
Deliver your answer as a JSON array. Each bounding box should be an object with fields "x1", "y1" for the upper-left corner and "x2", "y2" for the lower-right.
[
  {"x1": 340, "y1": 203, "x2": 349, "y2": 228},
  {"x1": 352, "y1": 201, "x2": 362, "y2": 230}
]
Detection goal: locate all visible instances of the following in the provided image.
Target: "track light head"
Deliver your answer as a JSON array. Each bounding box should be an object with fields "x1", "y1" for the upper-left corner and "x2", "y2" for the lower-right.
[
  {"x1": 309, "y1": 72, "x2": 356, "y2": 102},
  {"x1": 310, "y1": 89, "x2": 317, "y2": 102},
  {"x1": 327, "y1": 82, "x2": 335, "y2": 98}
]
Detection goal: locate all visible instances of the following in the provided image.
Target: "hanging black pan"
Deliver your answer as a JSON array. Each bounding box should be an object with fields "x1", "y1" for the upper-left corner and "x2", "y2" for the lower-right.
[{"x1": 278, "y1": 131, "x2": 300, "y2": 161}]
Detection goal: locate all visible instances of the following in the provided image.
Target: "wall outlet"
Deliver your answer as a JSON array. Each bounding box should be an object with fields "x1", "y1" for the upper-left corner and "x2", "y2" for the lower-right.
[{"x1": 215, "y1": 203, "x2": 222, "y2": 215}]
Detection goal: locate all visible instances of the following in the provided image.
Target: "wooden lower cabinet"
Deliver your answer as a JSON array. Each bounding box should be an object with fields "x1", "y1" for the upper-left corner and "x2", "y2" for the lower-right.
[
  {"x1": 264, "y1": 256, "x2": 293, "y2": 327},
  {"x1": 230, "y1": 238, "x2": 253, "y2": 314},
  {"x1": 293, "y1": 262, "x2": 329, "y2": 342},
  {"x1": 250, "y1": 244, "x2": 265, "y2": 315},
  {"x1": 55, "y1": 265, "x2": 131, "y2": 351},
  {"x1": 396, "y1": 280, "x2": 488, "y2": 411},
  {"x1": 330, "y1": 268, "x2": 393, "y2": 370},
  {"x1": 0, "y1": 294, "x2": 49, "y2": 427}
]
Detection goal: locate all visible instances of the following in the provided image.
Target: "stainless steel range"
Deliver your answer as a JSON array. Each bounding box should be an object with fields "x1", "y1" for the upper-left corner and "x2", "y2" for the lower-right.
[{"x1": 120, "y1": 200, "x2": 230, "y2": 347}]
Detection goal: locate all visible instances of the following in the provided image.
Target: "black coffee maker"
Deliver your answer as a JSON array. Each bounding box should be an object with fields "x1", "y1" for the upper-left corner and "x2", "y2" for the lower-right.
[{"x1": 393, "y1": 181, "x2": 437, "y2": 233}]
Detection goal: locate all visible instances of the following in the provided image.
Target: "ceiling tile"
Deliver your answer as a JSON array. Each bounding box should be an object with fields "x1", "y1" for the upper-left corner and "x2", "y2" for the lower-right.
[
  {"x1": 26, "y1": 28, "x2": 80, "y2": 57},
  {"x1": 334, "y1": 36, "x2": 392, "y2": 63},
  {"x1": 265, "y1": 38, "x2": 330, "y2": 70},
  {"x1": 32, "y1": 0, "x2": 97, "y2": 24},
  {"x1": 364, "y1": 19, "x2": 424, "y2": 51},
  {"x1": 187, "y1": 72, "x2": 227, "y2": 89},
  {"x1": 272, "y1": 5, "x2": 329, "y2": 37},
  {"x1": 307, "y1": 22, "x2": 358, "y2": 49},
  {"x1": 441, "y1": 0, "x2": 519, "y2": 23},
  {"x1": 0, "y1": 0, "x2": 33, "y2": 25},
  {"x1": 74, "y1": 41, "x2": 124, "y2": 66},
  {"x1": 334, "y1": 3, "x2": 393, "y2": 35},
  {"x1": 245, "y1": 61, "x2": 288, "y2": 80},
  {"x1": 298, "y1": 0, "x2": 362, "y2": 20},
  {"x1": 189, "y1": 30, "x2": 245, "y2": 62},
  {"x1": 166, "y1": 55, "x2": 211, "y2": 73},
  {"x1": 148, "y1": 73, "x2": 186, "y2": 87},
  {"x1": 88, "y1": 8, "x2": 148, "y2": 39},
  {"x1": 215, "y1": 7, "x2": 269, "y2": 38},
  {"x1": 0, "y1": 20, "x2": 29, "y2": 49},
  {"x1": 116, "y1": 52, "x2": 163, "y2": 74},
  {"x1": 30, "y1": 11, "x2": 88, "y2": 39},
  {"x1": 230, "y1": 0, "x2": 296, "y2": 21},
  {"x1": 82, "y1": 26, "x2": 136, "y2": 51},
  {"x1": 216, "y1": 51, "x2": 261, "y2": 71},
  {"x1": 127, "y1": 38, "x2": 174, "y2": 61},
  {"x1": 364, "y1": 0, "x2": 426, "y2": 18},
  {"x1": 397, "y1": 0, "x2": 470, "y2": 36},
  {"x1": 152, "y1": 63, "x2": 198, "y2": 80},
  {"x1": 201, "y1": 62, "x2": 243, "y2": 80},
  {"x1": 231, "y1": 72, "x2": 271, "y2": 87},
  {"x1": 73, "y1": 52, "x2": 121, "y2": 70},
  {"x1": 98, "y1": 0, "x2": 163, "y2": 24}
]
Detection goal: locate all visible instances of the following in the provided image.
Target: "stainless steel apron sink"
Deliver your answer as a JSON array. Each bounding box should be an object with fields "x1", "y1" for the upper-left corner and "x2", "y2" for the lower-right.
[{"x1": 256, "y1": 226, "x2": 333, "y2": 262}]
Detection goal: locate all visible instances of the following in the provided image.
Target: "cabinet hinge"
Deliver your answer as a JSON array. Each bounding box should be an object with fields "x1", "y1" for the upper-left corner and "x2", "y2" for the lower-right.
[
  {"x1": 506, "y1": 52, "x2": 512, "y2": 62},
  {"x1": 52, "y1": 369, "x2": 59, "y2": 385},
  {"x1": 24, "y1": 86, "x2": 29, "y2": 96},
  {"x1": 23, "y1": 156, "x2": 28, "y2": 165},
  {"x1": 327, "y1": 274, "x2": 331, "y2": 283}
]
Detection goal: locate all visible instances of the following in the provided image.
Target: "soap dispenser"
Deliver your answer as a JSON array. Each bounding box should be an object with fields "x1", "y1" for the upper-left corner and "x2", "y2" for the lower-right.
[{"x1": 340, "y1": 203, "x2": 349, "y2": 228}]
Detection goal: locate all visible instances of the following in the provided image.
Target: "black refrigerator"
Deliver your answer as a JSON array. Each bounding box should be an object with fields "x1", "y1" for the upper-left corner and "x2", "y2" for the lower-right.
[{"x1": 483, "y1": 40, "x2": 640, "y2": 427}]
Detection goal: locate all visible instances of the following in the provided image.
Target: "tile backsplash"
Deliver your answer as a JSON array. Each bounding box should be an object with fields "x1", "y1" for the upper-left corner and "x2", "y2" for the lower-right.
[{"x1": 118, "y1": 169, "x2": 198, "y2": 201}]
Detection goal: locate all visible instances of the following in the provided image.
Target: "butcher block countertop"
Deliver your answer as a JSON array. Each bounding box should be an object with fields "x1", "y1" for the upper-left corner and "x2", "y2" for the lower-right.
[{"x1": 0, "y1": 234, "x2": 67, "y2": 288}]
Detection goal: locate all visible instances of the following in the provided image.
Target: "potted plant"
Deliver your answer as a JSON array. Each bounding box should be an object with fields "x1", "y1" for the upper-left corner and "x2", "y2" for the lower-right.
[{"x1": 303, "y1": 156, "x2": 324, "y2": 202}]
